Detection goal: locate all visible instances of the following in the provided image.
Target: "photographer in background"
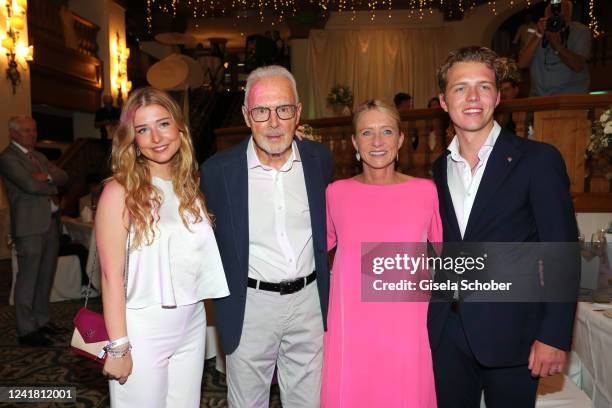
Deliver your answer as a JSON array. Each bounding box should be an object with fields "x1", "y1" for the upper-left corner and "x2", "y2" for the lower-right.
[{"x1": 518, "y1": 0, "x2": 591, "y2": 96}]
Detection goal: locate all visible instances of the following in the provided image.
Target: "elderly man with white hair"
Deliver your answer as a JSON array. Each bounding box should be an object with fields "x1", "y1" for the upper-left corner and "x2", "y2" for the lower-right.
[
  {"x1": 200, "y1": 65, "x2": 333, "y2": 407},
  {"x1": 0, "y1": 115, "x2": 68, "y2": 347}
]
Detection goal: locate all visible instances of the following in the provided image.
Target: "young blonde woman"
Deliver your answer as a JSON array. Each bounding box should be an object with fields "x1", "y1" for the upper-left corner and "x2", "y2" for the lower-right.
[{"x1": 96, "y1": 87, "x2": 229, "y2": 407}]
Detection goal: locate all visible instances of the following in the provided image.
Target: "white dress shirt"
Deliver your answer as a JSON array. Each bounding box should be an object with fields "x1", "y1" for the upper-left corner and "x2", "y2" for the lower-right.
[
  {"x1": 446, "y1": 122, "x2": 501, "y2": 238},
  {"x1": 247, "y1": 138, "x2": 315, "y2": 283}
]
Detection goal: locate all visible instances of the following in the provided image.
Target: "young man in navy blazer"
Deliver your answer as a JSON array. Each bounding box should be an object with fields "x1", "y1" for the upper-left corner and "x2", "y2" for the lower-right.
[
  {"x1": 428, "y1": 46, "x2": 579, "y2": 407},
  {"x1": 200, "y1": 65, "x2": 333, "y2": 407}
]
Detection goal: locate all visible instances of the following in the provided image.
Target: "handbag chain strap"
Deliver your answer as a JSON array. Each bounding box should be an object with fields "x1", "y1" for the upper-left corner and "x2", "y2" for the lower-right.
[{"x1": 83, "y1": 224, "x2": 131, "y2": 308}]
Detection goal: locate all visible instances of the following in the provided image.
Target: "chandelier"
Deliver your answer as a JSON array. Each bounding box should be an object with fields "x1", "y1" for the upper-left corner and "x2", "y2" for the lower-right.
[{"x1": 1, "y1": 0, "x2": 33, "y2": 94}]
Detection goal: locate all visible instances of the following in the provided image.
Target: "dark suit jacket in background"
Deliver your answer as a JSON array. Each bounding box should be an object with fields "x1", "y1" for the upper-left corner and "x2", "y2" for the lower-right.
[
  {"x1": 0, "y1": 143, "x2": 69, "y2": 237},
  {"x1": 200, "y1": 138, "x2": 334, "y2": 355},
  {"x1": 428, "y1": 129, "x2": 579, "y2": 367}
]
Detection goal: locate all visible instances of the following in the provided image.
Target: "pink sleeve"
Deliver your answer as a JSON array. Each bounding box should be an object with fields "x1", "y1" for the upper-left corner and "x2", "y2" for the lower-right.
[{"x1": 326, "y1": 185, "x2": 337, "y2": 251}]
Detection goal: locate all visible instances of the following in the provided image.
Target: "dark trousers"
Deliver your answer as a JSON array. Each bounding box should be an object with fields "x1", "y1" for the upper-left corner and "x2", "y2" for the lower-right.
[
  {"x1": 432, "y1": 309, "x2": 539, "y2": 408},
  {"x1": 14, "y1": 216, "x2": 60, "y2": 336}
]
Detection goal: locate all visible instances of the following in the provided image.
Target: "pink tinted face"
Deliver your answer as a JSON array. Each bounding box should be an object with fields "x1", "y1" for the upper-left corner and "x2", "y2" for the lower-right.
[
  {"x1": 440, "y1": 62, "x2": 500, "y2": 136},
  {"x1": 133, "y1": 104, "x2": 181, "y2": 168},
  {"x1": 242, "y1": 76, "x2": 301, "y2": 157}
]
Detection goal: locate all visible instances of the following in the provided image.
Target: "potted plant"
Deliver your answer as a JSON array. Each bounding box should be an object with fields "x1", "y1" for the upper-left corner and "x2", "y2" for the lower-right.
[
  {"x1": 326, "y1": 84, "x2": 353, "y2": 116},
  {"x1": 586, "y1": 106, "x2": 612, "y2": 179}
]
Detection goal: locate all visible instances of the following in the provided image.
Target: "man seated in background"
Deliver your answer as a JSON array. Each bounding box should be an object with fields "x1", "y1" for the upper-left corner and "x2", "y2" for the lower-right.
[
  {"x1": 394, "y1": 92, "x2": 413, "y2": 114},
  {"x1": 501, "y1": 78, "x2": 521, "y2": 100},
  {"x1": 427, "y1": 97, "x2": 441, "y2": 109},
  {"x1": 394, "y1": 93, "x2": 417, "y2": 149},
  {"x1": 0, "y1": 116, "x2": 69, "y2": 347},
  {"x1": 497, "y1": 78, "x2": 522, "y2": 133},
  {"x1": 518, "y1": 0, "x2": 591, "y2": 96}
]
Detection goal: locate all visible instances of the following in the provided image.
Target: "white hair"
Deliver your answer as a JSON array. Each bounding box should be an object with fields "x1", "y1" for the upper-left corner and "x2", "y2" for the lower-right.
[
  {"x1": 243, "y1": 65, "x2": 299, "y2": 107},
  {"x1": 8, "y1": 115, "x2": 33, "y2": 132}
]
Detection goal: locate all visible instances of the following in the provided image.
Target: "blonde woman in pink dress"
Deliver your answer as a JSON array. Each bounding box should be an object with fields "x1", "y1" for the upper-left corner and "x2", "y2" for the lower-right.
[{"x1": 321, "y1": 99, "x2": 441, "y2": 407}]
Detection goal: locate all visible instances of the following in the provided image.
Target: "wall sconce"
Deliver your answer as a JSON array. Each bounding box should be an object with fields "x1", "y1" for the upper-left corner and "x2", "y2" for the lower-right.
[
  {"x1": 114, "y1": 32, "x2": 131, "y2": 106},
  {"x1": 1, "y1": 0, "x2": 33, "y2": 94}
]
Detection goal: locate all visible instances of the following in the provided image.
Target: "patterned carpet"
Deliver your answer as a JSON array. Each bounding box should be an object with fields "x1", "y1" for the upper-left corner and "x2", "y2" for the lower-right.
[{"x1": 0, "y1": 264, "x2": 282, "y2": 407}]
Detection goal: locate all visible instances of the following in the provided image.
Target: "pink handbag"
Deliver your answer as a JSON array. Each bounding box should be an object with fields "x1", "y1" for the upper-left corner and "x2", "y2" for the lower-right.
[
  {"x1": 71, "y1": 307, "x2": 109, "y2": 364},
  {"x1": 70, "y1": 230, "x2": 130, "y2": 364}
]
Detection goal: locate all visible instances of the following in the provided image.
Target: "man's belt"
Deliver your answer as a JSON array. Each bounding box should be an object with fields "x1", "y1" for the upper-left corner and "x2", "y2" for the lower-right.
[{"x1": 248, "y1": 271, "x2": 316, "y2": 295}]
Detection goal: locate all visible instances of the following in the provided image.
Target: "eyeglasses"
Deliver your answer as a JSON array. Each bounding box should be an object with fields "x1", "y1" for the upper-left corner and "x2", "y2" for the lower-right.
[{"x1": 248, "y1": 105, "x2": 297, "y2": 122}]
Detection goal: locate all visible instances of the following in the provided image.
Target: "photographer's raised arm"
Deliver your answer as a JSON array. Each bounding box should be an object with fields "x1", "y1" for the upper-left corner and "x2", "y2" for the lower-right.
[
  {"x1": 518, "y1": 18, "x2": 546, "y2": 69},
  {"x1": 518, "y1": 33, "x2": 541, "y2": 69},
  {"x1": 545, "y1": 30, "x2": 588, "y2": 73}
]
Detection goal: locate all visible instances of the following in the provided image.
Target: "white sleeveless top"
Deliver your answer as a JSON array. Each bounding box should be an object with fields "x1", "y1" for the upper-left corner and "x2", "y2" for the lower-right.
[{"x1": 125, "y1": 177, "x2": 229, "y2": 309}]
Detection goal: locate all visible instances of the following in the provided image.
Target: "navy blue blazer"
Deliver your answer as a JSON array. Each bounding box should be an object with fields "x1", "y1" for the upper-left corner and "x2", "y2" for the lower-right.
[
  {"x1": 428, "y1": 129, "x2": 579, "y2": 367},
  {"x1": 200, "y1": 138, "x2": 334, "y2": 354}
]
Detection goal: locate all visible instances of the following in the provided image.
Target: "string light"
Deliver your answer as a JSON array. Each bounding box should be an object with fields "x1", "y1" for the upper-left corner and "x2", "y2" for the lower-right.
[
  {"x1": 488, "y1": 0, "x2": 497, "y2": 15},
  {"x1": 588, "y1": 0, "x2": 603, "y2": 37},
  {"x1": 143, "y1": 0, "x2": 602, "y2": 29}
]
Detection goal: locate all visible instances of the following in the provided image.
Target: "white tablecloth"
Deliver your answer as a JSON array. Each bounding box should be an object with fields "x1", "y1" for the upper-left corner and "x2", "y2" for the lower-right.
[
  {"x1": 10, "y1": 251, "x2": 83, "y2": 304},
  {"x1": 62, "y1": 216, "x2": 100, "y2": 290},
  {"x1": 62, "y1": 216, "x2": 93, "y2": 248},
  {"x1": 571, "y1": 302, "x2": 612, "y2": 408}
]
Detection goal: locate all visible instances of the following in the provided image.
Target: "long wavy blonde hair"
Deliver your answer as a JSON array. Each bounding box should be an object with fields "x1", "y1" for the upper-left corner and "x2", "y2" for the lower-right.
[{"x1": 111, "y1": 87, "x2": 209, "y2": 248}]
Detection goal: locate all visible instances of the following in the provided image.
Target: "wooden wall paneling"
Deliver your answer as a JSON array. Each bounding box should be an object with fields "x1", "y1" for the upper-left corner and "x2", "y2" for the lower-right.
[
  {"x1": 572, "y1": 192, "x2": 612, "y2": 213},
  {"x1": 30, "y1": 65, "x2": 102, "y2": 113},
  {"x1": 533, "y1": 109, "x2": 589, "y2": 193}
]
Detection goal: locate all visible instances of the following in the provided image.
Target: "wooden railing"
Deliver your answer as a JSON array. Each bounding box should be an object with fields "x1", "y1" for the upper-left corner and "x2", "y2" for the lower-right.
[
  {"x1": 71, "y1": 13, "x2": 99, "y2": 58},
  {"x1": 214, "y1": 94, "x2": 612, "y2": 212},
  {"x1": 28, "y1": 0, "x2": 100, "y2": 57}
]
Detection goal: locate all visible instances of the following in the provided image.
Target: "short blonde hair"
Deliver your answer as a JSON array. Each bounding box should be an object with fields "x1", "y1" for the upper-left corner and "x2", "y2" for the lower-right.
[
  {"x1": 352, "y1": 99, "x2": 401, "y2": 132},
  {"x1": 437, "y1": 46, "x2": 507, "y2": 93}
]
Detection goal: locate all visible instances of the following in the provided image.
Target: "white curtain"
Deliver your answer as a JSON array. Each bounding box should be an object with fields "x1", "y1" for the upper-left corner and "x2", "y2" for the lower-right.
[{"x1": 305, "y1": 28, "x2": 449, "y2": 119}]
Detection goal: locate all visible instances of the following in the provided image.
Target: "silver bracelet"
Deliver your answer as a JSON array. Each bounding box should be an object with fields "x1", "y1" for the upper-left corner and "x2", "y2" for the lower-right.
[{"x1": 106, "y1": 343, "x2": 132, "y2": 359}]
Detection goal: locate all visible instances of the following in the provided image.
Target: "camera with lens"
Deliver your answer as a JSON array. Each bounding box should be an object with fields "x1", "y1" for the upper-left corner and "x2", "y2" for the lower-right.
[{"x1": 546, "y1": 0, "x2": 566, "y2": 32}]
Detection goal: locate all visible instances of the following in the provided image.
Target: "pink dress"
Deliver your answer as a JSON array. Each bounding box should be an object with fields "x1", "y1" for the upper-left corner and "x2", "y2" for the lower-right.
[{"x1": 321, "y1": 178, "x2": 442, "y2": 408}]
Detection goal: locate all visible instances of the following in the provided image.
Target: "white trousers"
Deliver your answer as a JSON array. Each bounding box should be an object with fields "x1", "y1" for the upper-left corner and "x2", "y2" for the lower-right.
[
  {"x1": 227, "y1": 282, "x2": 324, "y2": 408},
  {"x1": 109, "y1": 301, "x2": 206, "y2": 408}
]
